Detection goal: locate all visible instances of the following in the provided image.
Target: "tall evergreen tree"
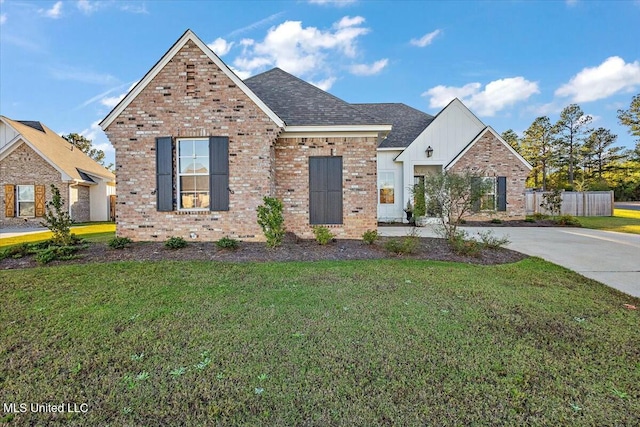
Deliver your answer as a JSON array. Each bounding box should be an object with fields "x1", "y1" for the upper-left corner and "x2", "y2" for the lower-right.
[
  {"x1": 501, "y1": 129, "x2": 521, "y2": 152},
  {"x1": 582, "y1": 128, "x2": 622, "y2": 179},
  {"x1": 553, "y1": 104, "x2": 592, "y2": 187},
  {"x1": 617, "y1": 93, "x2": 640, "y2": 143},
  {"x1": 521, "y1": 116, "x2": 553, "y2": 190}
]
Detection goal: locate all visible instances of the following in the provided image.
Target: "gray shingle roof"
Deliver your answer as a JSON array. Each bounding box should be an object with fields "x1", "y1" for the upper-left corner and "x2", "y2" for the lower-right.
[
  {"x1": 244, "y1": 68, "x2": 387, "y2": 127},
  {"x1": 353, "y1": 103, "x2": 434, "y2": 148}
]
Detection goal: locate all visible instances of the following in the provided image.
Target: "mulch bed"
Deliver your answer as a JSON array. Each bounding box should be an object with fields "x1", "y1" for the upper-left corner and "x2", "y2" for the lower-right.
[{"x1": 0, "y1": 236, "x2": 527, "y2": 270}]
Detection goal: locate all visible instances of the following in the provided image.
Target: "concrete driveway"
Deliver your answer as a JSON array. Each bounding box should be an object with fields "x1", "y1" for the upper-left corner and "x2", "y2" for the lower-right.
[{"x1": 379, "y1": 226, "x2": 640, "y2": 298}]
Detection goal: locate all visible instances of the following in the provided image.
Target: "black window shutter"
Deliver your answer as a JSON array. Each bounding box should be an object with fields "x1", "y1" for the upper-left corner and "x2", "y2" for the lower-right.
[
  {"x1": 471, "y1": 177, "x2": 481, "y2": 213},
  {"x1": 309, "y1": 157, "x2": 342, "y2": 224},
  {"x1": 209, "y1": 136, "x2": 229, "y2": 211},
  {"x1": 497, "y1": 176, "x2": 507, "y2": 211},
  {"x1": 156, "y1": 137, "x2": 173, "y2": 212}
]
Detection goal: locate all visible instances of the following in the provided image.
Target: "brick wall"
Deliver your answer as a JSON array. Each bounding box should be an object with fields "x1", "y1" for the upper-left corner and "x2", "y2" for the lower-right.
[
  {"x1": 103, "y1": 41, "x2": 281, "y2": 242},
  {"x1": 71, "y1": 185, "x2": 91, "y2": 223},
  {"x1": 275, "y1": 136, "x2": 378, "y2": 239},
  {"x1": 0, "y1": 143, "x2": 68, "y2": 228},
  {"x1": 449, "y1": 129, "x2": 530, "y2": 218}
]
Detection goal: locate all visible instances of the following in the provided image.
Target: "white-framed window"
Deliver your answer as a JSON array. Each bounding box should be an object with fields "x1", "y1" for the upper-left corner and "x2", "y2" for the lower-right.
[
  {"x1": 177, "y1": 138, "x2": 210, "y2": 210},
  {"x1": 378, "y1": 172, "x2": 395, "y2": 204},
  {"x1": 480, "y1": 177, "x2": 497, "y2": 211},
  {"x1": 17, "y1": 185, "x2": 35, "y2": 217}
]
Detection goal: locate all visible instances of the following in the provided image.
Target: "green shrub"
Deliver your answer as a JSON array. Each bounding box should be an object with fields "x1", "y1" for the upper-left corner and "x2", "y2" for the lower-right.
[
  {"x1": 477, "y1": 230, "x2": 511, "y2": 249},
  {"x1": 524, "y1": 217, "x2": 536, "y2": 223},
  {"x1": 34, "y1": 245, "x2": 82, "y2": 264},
  {"x1": 108, "y1": 237, "x2": 132, "y2": 249},
  {"x1": 555, "y1": 215, "x2": 581, "y2": 226},
  {"x1": 532, "y1": 213, "x2": 548, "y2": 220},
  {"x1": 383, "y1": 229, "x2": 419, "y2": 255},
  {"x1": 313, "y1": 226, "x2": 334, "y2": 245},
  {"x1": 165, "y1": 236, "x2": 188, "y2": 249},
  {"x1": 448, "y1": 231, "x2": 481, "y2": 257},
  {"x1": 490, "y1": 218, "x2": 503, "y2": 224},
  {"x1": 40, "y1": 184, "x2": 76, "y2": 246},
  {"x1": 216, "y1": 237, "x2": 239, "y2": 250},
  {"x1": 0, "y1": 243, "x2": 32, "y2": 260},
  {"x1": 362, "y1": 229, "x2": 378, "y2": 245},
  {"x1": 256, "y1": 197, "x2": 286, "y2": 248}
]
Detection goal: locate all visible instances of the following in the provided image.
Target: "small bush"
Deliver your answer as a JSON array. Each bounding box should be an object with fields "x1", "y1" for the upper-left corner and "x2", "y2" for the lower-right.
[
  {"x1": 362, "y1": 229, "x2": 378, "y2": 245},
  {"x1": 108, "y1": 236, "x2": 132, "y2": 249},
  {"x1": 216, "y1": 237, "x2": 239, "y2": 250},
  {"x1": 313, "y1": 226, "x2": 334, "y2": 245},
  {"x1": 165, "y1": 236, "x2": 187, "y2": 249},
  {"x1": 384, "y1": 229, "x2": 419, "y2": 255},
  {"x1": 0, "y1": 243, "x2": 32, "y2": 260},
  {"x1": 524, "y1": 217, "x2": 536, "y2": 223},
  {"x1": 477, "y1": 230, "x2": 511, "y2": 249},
  {"x1": 554, "y1": 215, "x2": 581, "y2": 226},
  {"x1": 34, "y1": 245, "x2": 82, "y2": 264},
  {"x1": 448, "y1": 231, "x2": 481, "y2": 257},
  {"x1": 532, "y1": 213, "x2": 548, "y2": 220},
  {"x1": 490, "y1": 218, "x2": 503, "y2": 224},
  {"x1": 256, "y1": 196, "x2": 286, "y2": 248}
]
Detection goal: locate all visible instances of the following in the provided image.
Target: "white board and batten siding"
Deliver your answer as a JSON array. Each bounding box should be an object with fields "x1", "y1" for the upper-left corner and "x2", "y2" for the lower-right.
[{"x1": 0, "y1": 121, "x2": 20, "y2": 150}]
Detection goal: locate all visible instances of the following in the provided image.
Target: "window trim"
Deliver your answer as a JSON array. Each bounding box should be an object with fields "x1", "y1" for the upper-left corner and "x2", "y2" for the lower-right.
[
  {"x1": 176, "y1": 137, "x2": 210, "y2": 211},
  {"x1": 479, "y1": 177, "x2": 497, "y2": 211},
  {"x1": 17, "y1": 184, "x2": 35, "y2": 217}
]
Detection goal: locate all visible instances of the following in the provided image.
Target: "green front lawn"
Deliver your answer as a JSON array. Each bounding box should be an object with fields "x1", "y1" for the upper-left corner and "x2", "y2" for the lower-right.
[
  {"x1": 576, "y1": 209, "x2": 640, "y2": 234},
  {"x1": 1, "y1": 259, "x2": 638, "y2": 425}
]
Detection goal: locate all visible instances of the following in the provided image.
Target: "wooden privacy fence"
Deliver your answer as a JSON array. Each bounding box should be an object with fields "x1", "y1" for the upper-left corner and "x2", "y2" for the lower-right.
[{"x1": 525, "y1": 191, "x2": 614, "y2": 217}]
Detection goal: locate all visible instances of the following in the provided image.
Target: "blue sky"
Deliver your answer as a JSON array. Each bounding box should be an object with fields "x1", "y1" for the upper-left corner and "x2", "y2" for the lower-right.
[{"x1": 1, "y1": 0, "x2": 639, "y2": 167}]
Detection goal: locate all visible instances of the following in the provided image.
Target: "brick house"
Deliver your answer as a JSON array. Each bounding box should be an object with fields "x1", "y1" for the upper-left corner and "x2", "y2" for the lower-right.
[
  {"x1": 100, "y1": 29, "x2": 531, "y2": 241},
  {"x1": 100, "y1": 30, "x2": 391, "y2": 241},
  {"x1": 358, "y1": 99, "x2": 532, "y2": 222},
  {"x1": 1, "y1": 116, "x2": 115, "y2": 228}
]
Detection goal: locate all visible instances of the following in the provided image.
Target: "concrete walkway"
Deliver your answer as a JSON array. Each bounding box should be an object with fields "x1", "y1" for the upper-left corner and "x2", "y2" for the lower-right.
[{"x1": 379, "y1": 226, "x2": 640, "y2": 298}]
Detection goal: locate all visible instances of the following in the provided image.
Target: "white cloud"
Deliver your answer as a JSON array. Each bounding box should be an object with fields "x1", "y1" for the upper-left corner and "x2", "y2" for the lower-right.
[
  {"x1": 309, "y1": 0, "x2": 357, "y2": 6},
  {"x1": 566, "y1": 0, "x2": 578, "y2": 7},
  {"x1": 100, "y1": 81, "x2": 138, "y2": 108},
  {"x1": 410, "y1": 29, "x2": 442, "y2": 47},
  {"x1": 423, "y1": 77, "x2": 540, "y2": 116},
  {"x1": 207, "y1": 37, "x2": 234, "y2": 56},
  {"x1": 227, "y1": 12, "x2": 285, "y2": 38},
  {"x1": 77, "y1": 0, "x2": 99, "y2": 14},
  {"x1": 555, "y1": 56, "x2": 640, "y2": 103},
  {"x1": 49, "y1": 65, "x2": 118, "y2": 85},
  {"x1": 0, "y1": 13, "x2": 6, "y2": 25},
  {"x1": 41, "y1": 1, "x2": 63, "y2": 19},
  {"x1": 309, "y1": 77, "x2": 337, "y2": 91},
  {"x1": 233, "y1": 15, "x2": 370, "y2": 80},
  {"x1": 349, "y1": 59, "x2": 388, "y2": 76}
]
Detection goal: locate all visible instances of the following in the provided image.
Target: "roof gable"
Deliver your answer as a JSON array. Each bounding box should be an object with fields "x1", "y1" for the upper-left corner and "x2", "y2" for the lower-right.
[
  {"x1": 445, "y1": 126, "x2": 533, "y2": 171},
  {"x1": 1, "y1": 116, "x2": 115, "y2": 182},
  {"x1": 245, "y1": 68, "x2": 387, "y2": 127},
  {"x1": 99, "y1": 29, "x2": 284, "y2": 130},
  {"x1": 353, "y1": 103, "x2": 433, "y2": 148}
]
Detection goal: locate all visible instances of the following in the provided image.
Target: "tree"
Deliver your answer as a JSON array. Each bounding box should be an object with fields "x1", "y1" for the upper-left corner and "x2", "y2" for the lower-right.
[
  {"x1": 617, "y1": 93, "x2": 640, "y2": 143},
  {"x1": 501, "y1": 129, "x2": 521, "y2": 152},
  {"x1": 62, "y1": 133, "x2": 106, "y2": 165},
  {"x1": 582, "y1": 128, "x2": 622, "y2": 180},
  {"x1": 521, "y1": 116, "x2": 554, "y2": 190},
  {"x1": 421, "y1": 170, "x2": 492, "y2": 241},
  {"x1": 553, "y1": 104, "x2": 592, "y2": 187}
]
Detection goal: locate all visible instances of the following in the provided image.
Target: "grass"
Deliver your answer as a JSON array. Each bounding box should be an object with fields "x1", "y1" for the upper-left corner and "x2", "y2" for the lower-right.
[
  {"x1": 0, "y1": 222, "x2": 115, "y2": 247},
  {"x1": 1, "y1": 258, "x2": 638, "y2": 425},
  {"x1": 577, "y1": 209, "x2": 640, "y2": 235}
]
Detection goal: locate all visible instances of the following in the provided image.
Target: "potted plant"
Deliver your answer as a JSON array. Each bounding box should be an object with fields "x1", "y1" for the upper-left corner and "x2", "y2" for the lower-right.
[{"x1": 404, "y1": 200, "x2": 413, "y2": 222}]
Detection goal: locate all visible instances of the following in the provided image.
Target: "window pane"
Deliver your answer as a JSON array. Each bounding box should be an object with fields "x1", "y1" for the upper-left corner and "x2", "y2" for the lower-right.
[
  {"x1": 195, "y1": 175, "x2": 209, "y2": 191},
  {"x1": 178, "y1": 140, "x2": 193, "y2": 157},
  {"x1": 180, "y1": 176, "x2": 196, "y2": 191},
  {"x1": 19, "y1": 202, "x2": 35, "y2": 217},
  {"x1": 194, "y1": 140, "x2": 208, "y2": 157},
  {"x1": 379, "y1": 172, "x2": 394, "y2": 204},
  {"x1": 180, "y1": 193, "x2": 196, "y2": 209},
  {"x1": 18, "y1": 185, "x2": 34, "y2": 201},
  {"x1": 195, "y1": 192, "x2": 210, "y2": 208}
]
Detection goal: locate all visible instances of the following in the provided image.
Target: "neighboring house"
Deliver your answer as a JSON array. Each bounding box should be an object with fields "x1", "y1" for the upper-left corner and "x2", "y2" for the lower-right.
[
  {"x1": 356, "y1": 99, "x2": 532, "y2": 222},
  {"x1": 1, "y1": 116, "x2": 115, "y2": 228},
  {"x1": 99, "y1": 30, "x2": 390, "y2": 242}
]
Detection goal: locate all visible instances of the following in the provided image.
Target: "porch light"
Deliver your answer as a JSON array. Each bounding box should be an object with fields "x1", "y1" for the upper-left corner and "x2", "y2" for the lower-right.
[{"x1": 425, "y1": 146, "x2": 433, "y2": 158}]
